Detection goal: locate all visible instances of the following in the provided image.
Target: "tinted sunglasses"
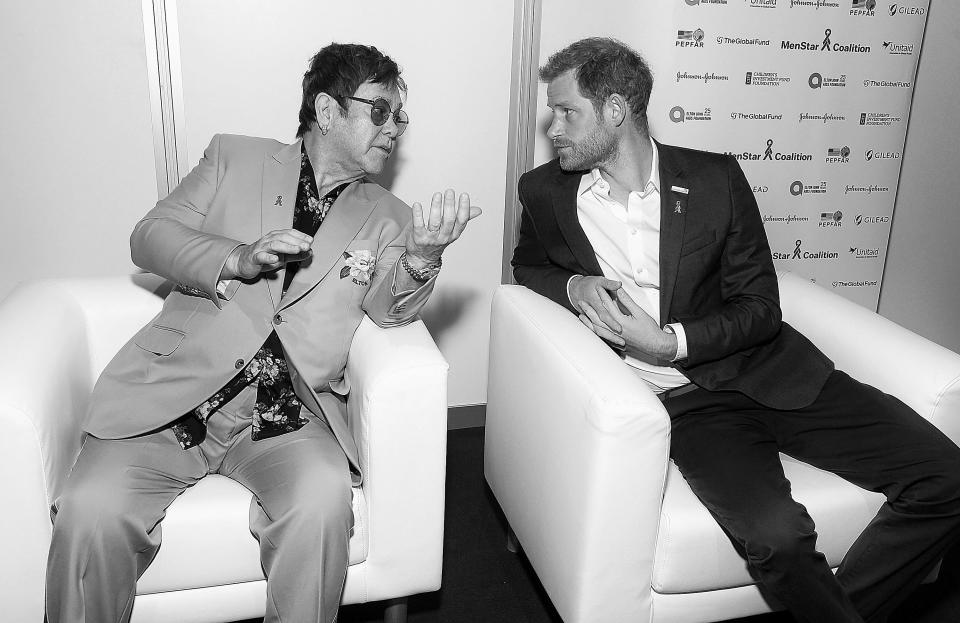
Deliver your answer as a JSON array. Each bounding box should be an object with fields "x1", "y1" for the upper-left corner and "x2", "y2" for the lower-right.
[{"x1": 346, "y1": 96, "x2": 409, "y2": 136}]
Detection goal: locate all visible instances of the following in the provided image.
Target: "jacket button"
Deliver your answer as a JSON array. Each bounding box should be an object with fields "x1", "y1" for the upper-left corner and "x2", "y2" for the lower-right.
[
  {"x1": 235, "y1": 358, "x2": 244, "y2": 369},
  {"x1": 273, "y1": 314, "x2": 283, "y2": 325}
]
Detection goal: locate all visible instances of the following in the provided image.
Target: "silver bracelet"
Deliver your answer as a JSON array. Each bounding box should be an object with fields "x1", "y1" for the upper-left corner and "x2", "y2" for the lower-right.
[{"x1": 401, "y1": 253, "x2": 441, "y2": 282}]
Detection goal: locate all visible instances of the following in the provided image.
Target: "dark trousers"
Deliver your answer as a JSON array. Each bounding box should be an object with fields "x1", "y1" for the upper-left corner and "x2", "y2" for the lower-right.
[{"x1": 665, "y1": 370, "x2": 960, "y2": 623}]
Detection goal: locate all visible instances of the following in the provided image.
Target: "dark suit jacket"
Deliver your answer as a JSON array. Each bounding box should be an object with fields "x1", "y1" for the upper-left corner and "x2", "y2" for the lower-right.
[{"x1": 512, "y1": 140, "x2": 833, "y2": 410}]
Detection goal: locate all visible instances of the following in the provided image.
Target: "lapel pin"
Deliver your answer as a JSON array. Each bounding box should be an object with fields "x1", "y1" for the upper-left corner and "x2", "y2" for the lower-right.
[
  {"x1": 275, "y1": 195, "x2": 283, "y2": 206},
  {"x1": 671, "y1": 186, "x2": 688, "y2": 214}
]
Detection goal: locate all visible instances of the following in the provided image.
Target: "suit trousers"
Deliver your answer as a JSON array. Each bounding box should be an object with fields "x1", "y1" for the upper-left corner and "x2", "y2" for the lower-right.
[
  {"x1": 45, "y1": 383, "x2": 353, "y2": 623},
  {"x1": 664, "y1": 369, "x2": 960, "y2": 623}
]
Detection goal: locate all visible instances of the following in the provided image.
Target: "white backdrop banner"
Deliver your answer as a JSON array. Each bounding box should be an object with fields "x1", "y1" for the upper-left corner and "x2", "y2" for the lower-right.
[{"x1": 653, "y1": 0, "x2": 930, "y2": 309}]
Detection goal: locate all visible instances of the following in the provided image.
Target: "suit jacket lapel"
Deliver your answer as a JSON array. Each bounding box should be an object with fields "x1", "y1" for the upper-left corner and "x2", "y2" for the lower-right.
[
  {"x1": 657, "y1": 141, "x2": 687, "y2": 326},
  {"x1": 551, "y1": 167, "x2": 603, "y2": 276},
  {"x1": 261, "y1": 141, "x2": 301, "y2": 307},
  {"x1": 279, "y1": 181, "x2": 374, "y2": 310}
]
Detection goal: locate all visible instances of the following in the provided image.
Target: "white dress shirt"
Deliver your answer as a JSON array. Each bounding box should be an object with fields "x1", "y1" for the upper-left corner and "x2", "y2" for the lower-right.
[{"x1": 569, "y1": 140, "x2": 691, "y2": 392}]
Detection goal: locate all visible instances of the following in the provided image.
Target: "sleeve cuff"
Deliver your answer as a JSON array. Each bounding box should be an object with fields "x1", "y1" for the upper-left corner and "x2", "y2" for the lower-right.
[
  {"x1": 215, "y1": 279, "x2": 233, "y2": 299},
  {"x1": 390, "y1": 258, "x2": 435, "y2": 297},
  {"x1": 664, "y1": 322, "x2": 688, "y2": 362},
  {"x1": 212, "y1": 243, "x2": 244, "y2": 302},
  {"x1": 566, "y1": 274, "x2": 581, "y2": 308}
]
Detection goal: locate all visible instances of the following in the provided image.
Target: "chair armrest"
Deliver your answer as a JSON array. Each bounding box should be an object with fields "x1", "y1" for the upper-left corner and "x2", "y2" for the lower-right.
[
  {"x1": 778, "y1": 271, "x2": 960, "y2": 441},
  {"x1": 484, "y1": 285, "x2": 671, "y2": 623},
  {"x1": 0, "y1": 281, "x2": 96, "y2": 622},
  {"x1": 345, "y1": 317, "x2": 449, "y2": 599}
]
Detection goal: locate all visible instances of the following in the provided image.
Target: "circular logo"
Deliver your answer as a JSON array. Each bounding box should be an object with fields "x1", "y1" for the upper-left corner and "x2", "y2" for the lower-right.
[
  {"x1": 889, "y1": 4, "x2": 898, "y2": 17},
  {"x1": 693, "y1": 28, "x2": 705, "y2": 43},
  {"x1": 685, "y1": 0, "x2": 701, "y2": 5},
  {"x1": 790, "y1": 181, "x2": 804, "y2": 197},
  {"x1": 832, "y1": 210, "x2": 843, "y2": 222},
  {"x1": 669, "y1": 106, "x2": 686, "y2": 123},
  {"x1": 841, "y1": 146, "x2": 850, "y2": 159},
  {"x1": 808, "y1": 72, "x2": 823, "y2": 89},
  {"x1": 866, "y1": 149, "x2": 874, "y2": 161}
]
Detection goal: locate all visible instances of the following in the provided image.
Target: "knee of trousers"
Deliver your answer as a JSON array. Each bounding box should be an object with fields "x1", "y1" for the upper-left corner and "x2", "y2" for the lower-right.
[
  {"x1": 895, "y1": 463, "x2": 960, "y2": 517},
  {"x1": 51, "y1": 483, "x2": 149, "y2": 547},
  {"x1": 272, "y1": 479, "x2": 355, "y2": 539},
  {"x1": 740, "y1": 507, "x2": 819, "y2": 570}
]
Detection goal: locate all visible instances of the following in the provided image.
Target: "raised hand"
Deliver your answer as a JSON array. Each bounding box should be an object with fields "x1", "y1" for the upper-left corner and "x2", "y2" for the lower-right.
[{"x1": 406, "y1": 189, "x2": 481, "y2": 265}]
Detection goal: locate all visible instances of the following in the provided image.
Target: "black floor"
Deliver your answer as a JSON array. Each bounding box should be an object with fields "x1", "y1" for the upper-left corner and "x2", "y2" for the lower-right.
[{"x1": 242, "y1": 427, "x2": 960, "y2": 623}]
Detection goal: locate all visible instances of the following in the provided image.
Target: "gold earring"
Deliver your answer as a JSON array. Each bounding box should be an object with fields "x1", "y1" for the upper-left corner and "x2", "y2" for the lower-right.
[{"x1": 319, "y1": 125, "x2": 328, "y2": 136}]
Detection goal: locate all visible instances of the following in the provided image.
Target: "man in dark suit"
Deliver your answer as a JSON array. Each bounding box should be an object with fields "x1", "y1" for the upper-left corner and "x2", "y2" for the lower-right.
[{"x1": 513, "y1": 37, "x2": 960, "y2": 623}]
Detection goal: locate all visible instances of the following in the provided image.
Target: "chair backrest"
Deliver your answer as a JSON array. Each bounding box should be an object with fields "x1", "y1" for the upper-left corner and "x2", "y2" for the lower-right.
[
  {"x1": 0, "y1": 275, "x2": 171, "y2": 503},
  {"x1": 777, "y1": 270, "x2": 960, "y2": 439}
]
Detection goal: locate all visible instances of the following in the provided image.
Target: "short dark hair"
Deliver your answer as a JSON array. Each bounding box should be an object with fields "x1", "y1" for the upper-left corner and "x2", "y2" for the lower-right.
[
  {"x1": 296, "y1": 43, "x2": 405, "y2": 138},
  {"x1": 539, "y1": 37, "x2": 654, "y2": 136}
]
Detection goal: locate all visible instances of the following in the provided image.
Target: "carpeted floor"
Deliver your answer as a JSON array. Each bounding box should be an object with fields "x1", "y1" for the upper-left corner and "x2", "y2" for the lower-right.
[{"x1": 240, "y1": 427, "x2": 960, "y2": 623}]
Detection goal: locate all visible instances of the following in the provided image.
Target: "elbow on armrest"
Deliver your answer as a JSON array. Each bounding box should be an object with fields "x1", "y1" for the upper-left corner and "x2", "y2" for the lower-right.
[{"x1": 489, "y1": 285, "x2": 668, "y2": 436}]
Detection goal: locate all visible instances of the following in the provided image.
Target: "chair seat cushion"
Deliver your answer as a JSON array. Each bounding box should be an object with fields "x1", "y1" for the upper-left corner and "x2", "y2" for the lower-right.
[
  {"x1": 652, "y1": 456, "x2": 885, "y2": 594},
  {"x1": 137, "y1": 475, "x2": 367, "y2": 595}
]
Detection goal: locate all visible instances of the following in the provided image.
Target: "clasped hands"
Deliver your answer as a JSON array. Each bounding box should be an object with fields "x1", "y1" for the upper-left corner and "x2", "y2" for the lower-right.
[
  {"x1": 571, "y1": 275, "x2": 678, "y2": 362},
  {"x1": 222, "y1": 189, "x2": 480, "y2": 280}
]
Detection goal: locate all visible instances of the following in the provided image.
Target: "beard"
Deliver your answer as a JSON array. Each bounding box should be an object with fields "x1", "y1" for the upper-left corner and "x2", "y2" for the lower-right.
[{"x1": 555, "y1": 122, "x2": 618, "y2": 171}]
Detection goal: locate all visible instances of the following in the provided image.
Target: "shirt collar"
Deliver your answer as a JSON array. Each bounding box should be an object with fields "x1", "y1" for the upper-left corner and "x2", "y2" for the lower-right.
[{"x1": 578, "y1": 137, "x2": 660, "y2": 198}]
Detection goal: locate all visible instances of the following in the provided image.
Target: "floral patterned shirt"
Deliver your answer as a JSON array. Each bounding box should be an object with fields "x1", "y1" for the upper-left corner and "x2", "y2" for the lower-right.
[{"x1": 171, "y1": 145, "x2": 347, "y2": 449}]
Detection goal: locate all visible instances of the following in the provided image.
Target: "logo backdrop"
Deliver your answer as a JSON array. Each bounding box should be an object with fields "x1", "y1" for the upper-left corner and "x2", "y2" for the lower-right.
[{"x1": 653, "y1": 0, "x2": 930, "y2": 309}]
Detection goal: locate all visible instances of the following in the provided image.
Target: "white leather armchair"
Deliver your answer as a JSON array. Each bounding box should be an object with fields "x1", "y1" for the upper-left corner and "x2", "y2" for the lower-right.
[
  {"x1": 484, "y1": 272, "x2": 960, "y2": 623},
  {"x1": 0, "y1": 274, "x2": 449, "y2": 623}
]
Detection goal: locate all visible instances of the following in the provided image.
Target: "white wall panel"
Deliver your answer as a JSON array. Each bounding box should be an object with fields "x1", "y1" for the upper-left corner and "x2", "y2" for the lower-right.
[
  {"x1": 879, "y1": 0, "x2": 960, "y2": 352},
  {"x1": 0, "y1": 1, "x2": 158, "y2": 301},
  {"x1": 173, "y1": 0, "x2": 515, "y2": 405},
  {"x1": 533, "y1": 0, "x2": 674, "y2": 167}
]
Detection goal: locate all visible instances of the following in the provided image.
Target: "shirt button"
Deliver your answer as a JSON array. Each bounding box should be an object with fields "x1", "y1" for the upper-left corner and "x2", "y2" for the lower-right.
[
  {"x1": 235, "y1": 358, "x2": 244, "y2": 369},
  {"x1": 273, "y1": 314, "x2": 283, "y2": 325}
]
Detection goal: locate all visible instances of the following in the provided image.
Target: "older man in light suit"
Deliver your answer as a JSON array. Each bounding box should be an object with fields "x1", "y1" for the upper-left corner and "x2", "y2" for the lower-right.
[{"x1": 45, "y1": 43, "x2": 479, "y2": 623}]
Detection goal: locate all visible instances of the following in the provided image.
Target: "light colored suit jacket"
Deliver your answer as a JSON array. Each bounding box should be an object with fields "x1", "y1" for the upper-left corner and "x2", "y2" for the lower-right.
[{"x1": 85, "y1": 134, "x2": 434, "y2": 481}]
